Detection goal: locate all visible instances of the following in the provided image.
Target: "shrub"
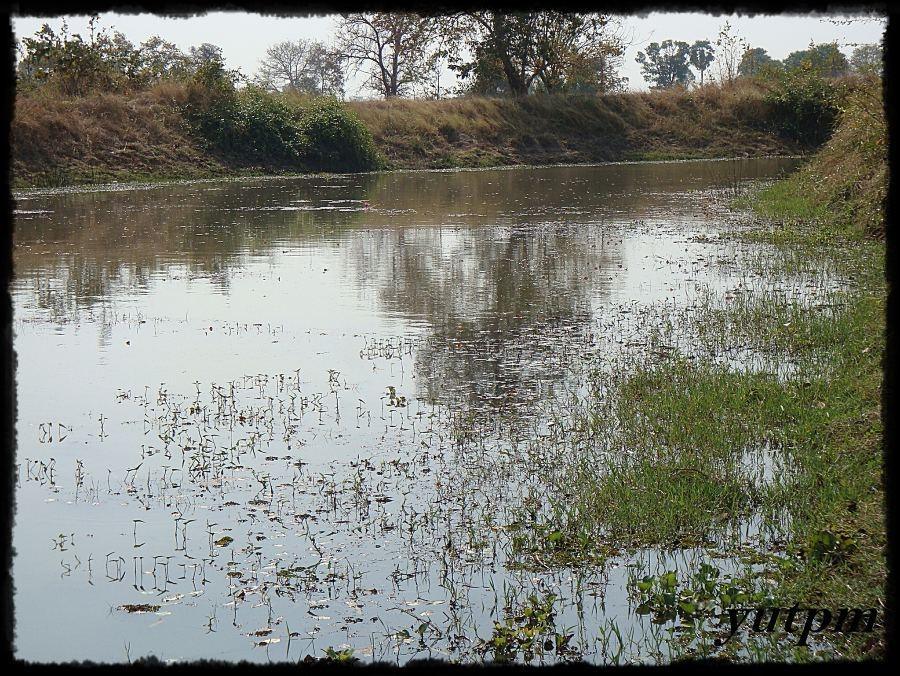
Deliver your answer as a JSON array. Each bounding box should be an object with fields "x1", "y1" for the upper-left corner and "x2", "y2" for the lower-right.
[
  {"x1": 181, "y1": 67, "x2": 379, "y2": 172},
  {"x1": 293, "y1": 97, "x2": 381, "y2": 172},
  {"x1": 181, "y1": 60, "x2": 240, "y2": 152},
  {"x1": 230, "y1": 87, "x2": 304, "y2": 164},
  {"x1": 760, "y1": 65, "x2": 840, "y2": 147}
]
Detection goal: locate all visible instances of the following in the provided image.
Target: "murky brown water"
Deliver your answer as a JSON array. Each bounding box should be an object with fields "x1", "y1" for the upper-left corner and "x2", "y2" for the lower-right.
[{"x1": 13, "y1": 159, "x2": 800, "y2": 664}]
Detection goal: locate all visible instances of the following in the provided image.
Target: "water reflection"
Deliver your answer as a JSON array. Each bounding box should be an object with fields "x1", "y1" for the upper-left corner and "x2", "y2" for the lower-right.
[
  {"x1": 13, "y1": 159, "x2": 790, "y2": 318},
  {"x1": 12, "y1": 159, "x2": 800, "y2": 663},
  {"x1": 13, "y1": 159, "x2": 795, "y2": 398}
]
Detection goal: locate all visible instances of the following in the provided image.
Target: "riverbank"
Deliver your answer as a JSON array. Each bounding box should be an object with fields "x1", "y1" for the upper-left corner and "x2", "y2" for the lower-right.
[
  {"x1": 12, "y1": 81, "x2": 804, "y2": 190},
  {"x1": 732, "y1": 79, "x2": 886, "y2": 658},
  {"x1": 530, "y1": 75, "x2": 886, "y2": 660},
  {"x1": 347, "y1": 83, "x2": 797, "y2": 170}
]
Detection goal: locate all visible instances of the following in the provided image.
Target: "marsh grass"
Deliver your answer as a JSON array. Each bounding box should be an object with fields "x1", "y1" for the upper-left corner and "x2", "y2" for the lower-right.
[{"x1": 510, "y1": 89, "x2": 886, "y2": 658}]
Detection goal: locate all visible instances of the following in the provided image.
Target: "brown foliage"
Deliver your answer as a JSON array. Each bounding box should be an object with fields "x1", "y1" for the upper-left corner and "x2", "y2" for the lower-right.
[
  {"x1": 13, "y1": 80, "x2": 802, "y2": 187},
  {"x1": 12, "y1": 83, "x2": 223, "y2": 186}
]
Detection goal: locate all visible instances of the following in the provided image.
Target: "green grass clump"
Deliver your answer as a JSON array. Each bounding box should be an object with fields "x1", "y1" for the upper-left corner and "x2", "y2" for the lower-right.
[
  {"x1": 525, "y1": 75, "x2": 886, "y2": 659},
  {"x1": 742, "y1": 77, "x2": 885, "y2": 240}
]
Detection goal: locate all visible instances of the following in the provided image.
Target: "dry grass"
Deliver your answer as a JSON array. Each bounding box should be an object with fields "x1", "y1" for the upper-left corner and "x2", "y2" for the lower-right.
[
  {"x1": 747, "y1": 76, "x2": 886, "y2": 239},
  {"x1": 12, "y1": 83, "x2": 225, "y2": 187},
  {"x1": 800, "y1": 77, "x2": 886, "y2": 238},
  {"x1": 13, "y1": 79, "x2": 802, "y2": 187},
  {"x1": 349, "y1": 81, "x2": 798, "y2": 169}
]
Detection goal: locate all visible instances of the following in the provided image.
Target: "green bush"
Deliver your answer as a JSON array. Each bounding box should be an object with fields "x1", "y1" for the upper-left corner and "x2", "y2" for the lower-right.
[
  {"x1": 230, "y1": 87, "x2": 305, "y2": 164},
  {"x1": 185, "y1": 74, "x2": 302, "y2": 166},
  {"x1": 293, "y1": 97, "x2": 382, "y2": 172},
  {"x1": 760, "y1": 65, "x2": 840, "y2": 147},
  {"x1": 182, "y1": 76, "x2": 380, "y2": 172},
  {"x1": 181, "y1": 60, "x2": 240, "y2": 151}
]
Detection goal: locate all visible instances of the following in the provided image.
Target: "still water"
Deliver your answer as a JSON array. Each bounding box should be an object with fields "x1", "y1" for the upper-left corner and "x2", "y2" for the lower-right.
[{"x1": 13, "y1": 159, "x2": 799, "y2": 663}]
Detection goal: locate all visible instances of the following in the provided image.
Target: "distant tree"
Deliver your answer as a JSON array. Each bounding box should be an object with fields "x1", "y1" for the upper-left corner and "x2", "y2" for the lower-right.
[
  {"x1": 335, "y1": 13, "x2": 440, "y2": 98},
  {"x1": 529, "y1": 13, "x2": 626, "y2": 93},
  {"x1": 850, "y1": 43, "x2": 882, "y2": 76},
  {"x1": 305, "y1": 43, "x2": 345, "y2": 97},
  {"x1": 564, "y1": 51, "x2": 628, "y2": 94},
  {"x1": 257, "y1": 40, "x2": 311, "y2": 91},
  {"x1": 783, "y1": 42, "x2": 849, "y2": 77},
  {"x1": 443, "y1": 11, "x2": 625, "y2": 96},
  {"x1": 737, "y1": 47, "x2": 775, "y2": 77},
  {"x1": 636, "y1": 40, "x2": 694, "y2": 89},
  {"x1": 257, "y1": 40, "x2": 344, "y2": 96},
  {"x1": 451, "y1": 43, "x2": 510, "y2": 96},
  {"x1": 138, "y1": 36, "x2": 191, "y2": 81},
  {"x1": 688, "y1": 40, "x2": 715, "y2": 85},
  {"x1": 104, "y1": 31, "x2": 144, "y2": 81},
  {"x1": 189, "y1": 43, "x2": 225, "y2": 71},
  {"x1": 714, "y1": 21, "x2": 746, "y2": 86}
]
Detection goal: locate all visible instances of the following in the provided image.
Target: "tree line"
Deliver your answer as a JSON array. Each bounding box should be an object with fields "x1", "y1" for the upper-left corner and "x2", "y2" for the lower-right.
[
  {"x1": 635, "y1": 21, "x2": 881, "y2": 90},
  {"x1": 15, "y1": 12, "x2": 629, "y2": 99},
  {"x1": 249, "y1": 11, "x2": 630, "y2": 98},
  {"x1": 16, "y1": 13, "x2": 882, "y2": 101}
]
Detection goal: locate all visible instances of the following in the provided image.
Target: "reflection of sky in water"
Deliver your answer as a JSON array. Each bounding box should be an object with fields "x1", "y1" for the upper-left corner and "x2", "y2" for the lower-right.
[{"x1": 13, "y1": 159, "x2": 802, "y2": 663}]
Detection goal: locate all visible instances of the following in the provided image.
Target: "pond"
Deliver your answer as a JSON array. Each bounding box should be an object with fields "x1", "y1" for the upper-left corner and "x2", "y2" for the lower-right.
[{"x1": 13, "y1": 158, "x2": 804, "y2": 664}]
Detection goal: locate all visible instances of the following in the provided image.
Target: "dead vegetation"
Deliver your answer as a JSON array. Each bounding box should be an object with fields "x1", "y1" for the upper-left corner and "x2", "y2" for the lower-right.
[
  {"x1": 13, "y1": 79, "x2": 801, "y2": 188},
  {"x1": 12, "y1": 83, "x2": 227, "y2": 187},
  {"x1": 349, "y1": 80, "x2": 799, "y2": 169}
]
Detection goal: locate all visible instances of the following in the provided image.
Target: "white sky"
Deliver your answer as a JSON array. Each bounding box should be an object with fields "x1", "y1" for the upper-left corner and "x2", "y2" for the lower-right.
[{"x1": 10, "y1": 11, "x2": 886, "y2": 96}]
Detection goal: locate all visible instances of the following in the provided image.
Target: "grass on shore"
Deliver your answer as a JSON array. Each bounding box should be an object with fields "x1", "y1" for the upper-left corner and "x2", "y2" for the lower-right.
[
  {"x1": 517, "y1": 77, "x2": 885, "y2": 660},
  {"x1": 349, "y1": 81, "x2": 797, "y2": 170},
  {"x1": 13, "y1": 79, "x2": 803, "y2": 189}
]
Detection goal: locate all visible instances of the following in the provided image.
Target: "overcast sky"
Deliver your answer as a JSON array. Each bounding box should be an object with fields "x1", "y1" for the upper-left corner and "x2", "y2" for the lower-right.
[{"x1": 11, "y1": 11, "x2": 886, "y2": 96}]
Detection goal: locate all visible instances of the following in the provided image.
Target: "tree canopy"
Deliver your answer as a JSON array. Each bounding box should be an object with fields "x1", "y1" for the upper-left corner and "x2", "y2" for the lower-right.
[
  {"x1": 444, "y1": 11, "x2": 625, "y2": 96},
  {"x1": 636, "y1": 40, "x2": 694, "y2": 89},
  {"x1": 688, "y1": 40, "x2": 715, "y2": 85},
  {"x1": 783, "y1": 43, "x2": 849, "y2": 77},
  {"x1": 850, "y1": 43, "x2": 882, "y2": 76},
  {"x1": 738, "y1": 47, "x2": 777, "y2": 77}
]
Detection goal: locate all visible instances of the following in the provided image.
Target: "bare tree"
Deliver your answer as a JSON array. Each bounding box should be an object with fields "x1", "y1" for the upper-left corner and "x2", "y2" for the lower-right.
[
  {"x1": 335, "y1": 13, "x2": 440, "y2": 98},
  {"x1": 256, "y1": 39, "x2": 345, "y2": 96},
  {"x1": 714, "y1": 21, "x2": 746, "y2": 86},
  {"x1": 257, "y1": 40, "x2": 312, "y2": 91},
  {"x1": 307, "y1": 43, "x2": 345, "y2": 97}
]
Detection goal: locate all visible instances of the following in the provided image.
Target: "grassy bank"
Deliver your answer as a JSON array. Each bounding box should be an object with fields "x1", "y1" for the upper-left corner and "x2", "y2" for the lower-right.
[
  {"x1": 509, "y1": 76, "x2": 885, "y2": 660},
  {"x1": 348, "y1": 81, "x2": 797, "y2": 170},
  {"x1": 746, "y1": 81, "x2": 886, "y2": 240},
  {"x1": 13, "y1": 80, "x2": 806, "y2": 190},
  {"x1": 12, "y1": 85, "x2": 229, "y2": 188}
]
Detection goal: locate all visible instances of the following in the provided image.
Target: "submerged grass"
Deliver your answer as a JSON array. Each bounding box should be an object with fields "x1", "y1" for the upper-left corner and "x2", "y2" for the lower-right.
[{"x1": 530, "y1": 80, "x2": 886, "y2": 659}]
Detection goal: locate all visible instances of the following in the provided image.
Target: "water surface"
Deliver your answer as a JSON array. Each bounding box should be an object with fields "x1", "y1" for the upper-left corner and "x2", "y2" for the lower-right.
[{"x1": 13, "y1": 159, "x2": 800, "y2": 663}]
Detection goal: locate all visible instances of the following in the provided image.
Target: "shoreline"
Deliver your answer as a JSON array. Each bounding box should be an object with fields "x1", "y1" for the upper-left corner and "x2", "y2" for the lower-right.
[{"x1": 12, "y1": 152, "x2": 806, "y2": 197}]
